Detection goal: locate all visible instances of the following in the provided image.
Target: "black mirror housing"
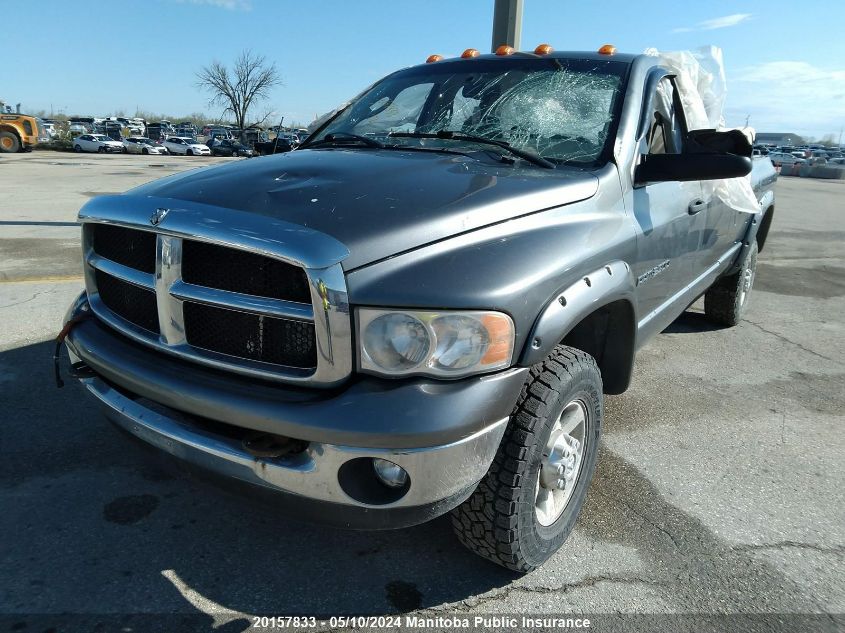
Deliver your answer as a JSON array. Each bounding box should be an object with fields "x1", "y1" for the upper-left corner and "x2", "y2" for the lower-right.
[
  {"x1": 636, "y1": 127, "x2": 753, "y2": 185},
  {"x1": 686, "y1": 128, "x2": 753, "y2": 157},
  {"x1": 636, "y1": 153, "x2": 752, "y2": 185}
]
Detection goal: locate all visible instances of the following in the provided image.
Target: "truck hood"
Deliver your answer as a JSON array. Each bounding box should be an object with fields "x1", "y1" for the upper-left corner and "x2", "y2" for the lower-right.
[{"x1": 129, "y1": 148, "x2": 599, "y2": 270}]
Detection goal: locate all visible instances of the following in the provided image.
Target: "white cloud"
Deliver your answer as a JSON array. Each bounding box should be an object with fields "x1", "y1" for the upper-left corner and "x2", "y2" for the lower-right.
[
  {"x1": 726, "y1": 61, "x2": 845, "y2": 138},
  {"x1": 700, "y1": 13, "x2": 752, "y2": 30},
  {"x1": 174, "y1": 0, "x2": 252, "y2": 10},
  {"x1": 673, "y1": 13, "x2": 752, "y2": 33}
]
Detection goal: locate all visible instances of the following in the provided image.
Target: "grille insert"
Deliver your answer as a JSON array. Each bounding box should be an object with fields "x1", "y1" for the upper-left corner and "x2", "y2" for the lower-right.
[
  {"x1": 183, "y1": 302, "x2": 316, "y2": 368},
  {"x1": 182, "y1": 240, "x2": 311, "y2": 303},
  {"x1": 92, "y1": 224, "x2": 156, "y2": 273},
  {"x1": 95, "y1": 269, "x2": 160, "y2": 333}
]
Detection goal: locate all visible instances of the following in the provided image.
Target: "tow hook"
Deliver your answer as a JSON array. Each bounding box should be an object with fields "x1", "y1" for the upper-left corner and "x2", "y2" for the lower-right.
[{"x1": 53, "y1": 312, "x2": 96, "y2": 388}]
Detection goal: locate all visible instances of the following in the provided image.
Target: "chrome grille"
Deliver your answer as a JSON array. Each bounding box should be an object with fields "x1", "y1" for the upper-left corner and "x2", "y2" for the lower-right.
[
  {"x1": 94, "y1": 268, "x2": 159, "y2": 333},
  {"x1": 91, "y1": 224, "x2": 156, "y2": 274},
  {"x1": 81, "y1": 218, "x2": 350, "y2": 386},
  {"x1": 183, "y1": 302, "x2": 316, "y2": 367},
  {"x1": 182, "y1": 240, "x2": 311, "y2": 303}
]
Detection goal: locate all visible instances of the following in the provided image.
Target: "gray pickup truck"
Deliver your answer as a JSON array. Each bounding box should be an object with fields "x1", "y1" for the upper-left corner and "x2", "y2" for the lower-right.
[{"x1": 61, "y1": 48, "x2": 776, "y2": 572}]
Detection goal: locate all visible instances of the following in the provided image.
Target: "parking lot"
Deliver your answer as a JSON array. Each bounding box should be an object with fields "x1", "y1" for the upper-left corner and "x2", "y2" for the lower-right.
[{"x1": 1, "y1": 152, "x2": 843, "y2": 629}]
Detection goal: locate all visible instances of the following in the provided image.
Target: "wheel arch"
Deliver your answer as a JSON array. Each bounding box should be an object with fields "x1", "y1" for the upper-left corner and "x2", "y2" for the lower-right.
[
  {"x1": 519, "y1": 261, "x2": 637, "y2": 395},
  {"x1": 756, "y1": 204, "x2": 774, "y2": 252}
]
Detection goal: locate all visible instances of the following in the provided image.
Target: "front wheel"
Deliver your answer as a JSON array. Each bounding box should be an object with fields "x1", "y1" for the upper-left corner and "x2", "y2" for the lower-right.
[
  {"x1": 187, "y1": 149, "x2": 193, "y2": 156},
  {"x1": 73, "y1": 144, "x2": 82, "y2": 153},
  {"x1": 451, "y1": 346, "x2": 602, "y2": 572},
  {"x1": 704, "y1": 240, "x2": 758, "y2": 327},
  {"x1": 142, "y1": 148, "x2": 149, "y2": 155},
  {"x1": 0, "y1": 131, "x2": 21, "y2": 153}
]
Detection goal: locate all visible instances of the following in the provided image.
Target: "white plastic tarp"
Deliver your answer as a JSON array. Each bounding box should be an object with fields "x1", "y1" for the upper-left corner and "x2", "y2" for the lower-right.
[{"x1": 644, "y1": 46, "x2": 759, "y2": 214}]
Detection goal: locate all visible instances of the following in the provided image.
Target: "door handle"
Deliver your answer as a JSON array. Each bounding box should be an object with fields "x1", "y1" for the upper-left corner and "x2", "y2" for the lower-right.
[{"x1": 688, "y1": 199, "x2": 707, "y2": 215}]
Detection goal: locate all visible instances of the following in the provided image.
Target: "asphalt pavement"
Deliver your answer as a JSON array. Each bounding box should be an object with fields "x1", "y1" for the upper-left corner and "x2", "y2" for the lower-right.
[{"x1": 0, "y1": 152, "x2": 842, "y2": 631}]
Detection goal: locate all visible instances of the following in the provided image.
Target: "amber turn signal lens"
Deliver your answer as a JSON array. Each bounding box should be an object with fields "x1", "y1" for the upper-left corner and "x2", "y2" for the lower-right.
[
  {"x1": 479, "y1": 313, "x2": 515, "y2": 366},
  {"x1": 597, "y1": 44, "x2": 616, "y2": 55},
  {"x1": 495, "y1": 45, "x2": 514, "y2": 56},
  {"x1": 426, "y1": 54, "x2": 443, "y2": 63},
  {"x1": 534, "y1": 43, "x2": 553, "y2": 55}
]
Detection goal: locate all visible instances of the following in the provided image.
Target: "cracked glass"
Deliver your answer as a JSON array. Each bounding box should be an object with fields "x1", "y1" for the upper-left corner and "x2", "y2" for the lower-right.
[{"x1": 313, "y1": 58, "x2": 629, "y2": 167}]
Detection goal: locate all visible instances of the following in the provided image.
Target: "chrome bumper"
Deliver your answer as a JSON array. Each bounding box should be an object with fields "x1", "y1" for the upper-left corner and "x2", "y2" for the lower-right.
[{"x1": 81, "y1": 375, "x2": 507, "y2": 513}]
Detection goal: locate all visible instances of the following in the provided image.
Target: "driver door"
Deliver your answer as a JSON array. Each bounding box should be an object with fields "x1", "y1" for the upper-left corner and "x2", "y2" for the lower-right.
[{"x1": 631, "y1": 77, "x2": 705, "y2": 320}]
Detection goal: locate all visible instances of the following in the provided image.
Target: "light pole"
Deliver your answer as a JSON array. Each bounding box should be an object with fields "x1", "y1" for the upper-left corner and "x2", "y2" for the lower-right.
[{"x1": 491, "y1": 0, "x2": 523, "y2": 52}]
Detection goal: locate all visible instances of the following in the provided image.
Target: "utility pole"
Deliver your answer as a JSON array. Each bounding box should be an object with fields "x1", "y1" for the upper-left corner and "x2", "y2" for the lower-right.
[{"x1": 491, "y1": 0, "x2": 523, "y2": 52}]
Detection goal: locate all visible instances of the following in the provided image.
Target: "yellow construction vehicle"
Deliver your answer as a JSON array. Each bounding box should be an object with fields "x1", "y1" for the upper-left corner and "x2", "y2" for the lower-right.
[{"x1": 0, "y1": 113, "x2": 47, "y2": 153}]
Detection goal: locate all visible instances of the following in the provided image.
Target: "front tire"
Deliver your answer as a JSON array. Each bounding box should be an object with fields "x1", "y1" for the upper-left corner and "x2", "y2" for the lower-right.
[
  {"x1": 451, "y1": 346, "x2": 602, "y2": 572},
  {"x1": 187, "y1": 149, "x2": 193, "y2": 156},
  {"x1": 73, "y1": 144, "x2": 82, "y2": 153},
  {"x1": 704, "y1": 240, "x2": 758, "y2": 327},
  {"x1": 0, "y1": 131, "x2": 21, "y2": 153}
]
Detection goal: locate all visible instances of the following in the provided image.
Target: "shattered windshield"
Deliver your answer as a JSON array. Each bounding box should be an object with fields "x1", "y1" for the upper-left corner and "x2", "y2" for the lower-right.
[{"x1": 312, "y1": 58, "x2": 628, "y2": 166}]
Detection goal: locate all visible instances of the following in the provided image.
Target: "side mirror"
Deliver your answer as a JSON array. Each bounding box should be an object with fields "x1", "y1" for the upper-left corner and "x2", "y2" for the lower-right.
[
  {"x1": 686, "y1": 129, "x2": 752, "y2": 157},
  {"x1": 636, "y1": 128, "x2": 753, "y2": 185},
  {"x1": 636, "y1": 153, "x2": 752, "y2": 185}
]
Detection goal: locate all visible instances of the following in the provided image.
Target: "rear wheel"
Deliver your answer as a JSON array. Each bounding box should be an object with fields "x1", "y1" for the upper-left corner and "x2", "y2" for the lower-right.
[
  {"x1": 73, "y1": 144, "x2": 82, "y2": 153},
  {"x1": 704, "y1": 240, "x2": 758, "y2": 327},
  {"x1": 0, "y1": 132, "x2": 21, "y2": 153},
  {"x1": 451, "y1": 346, "x2": 602, "y2": 572}
]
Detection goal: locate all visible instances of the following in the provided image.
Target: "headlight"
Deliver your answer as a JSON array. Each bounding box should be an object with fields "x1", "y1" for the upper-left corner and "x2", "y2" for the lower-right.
[{"x1": 358, "y1": 308, "x2": 514, "y2": 378}]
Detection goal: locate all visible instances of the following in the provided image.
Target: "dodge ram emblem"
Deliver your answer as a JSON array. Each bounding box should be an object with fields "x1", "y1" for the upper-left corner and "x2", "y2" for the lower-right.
[{"x1": 150, "y1": 208, "x2": 169, "y2": 225}]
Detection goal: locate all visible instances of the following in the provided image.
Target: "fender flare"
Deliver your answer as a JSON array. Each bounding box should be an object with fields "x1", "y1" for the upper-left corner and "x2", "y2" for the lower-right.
[{"x1": 519, "y1": 260, "x2": 637, "y2": 367}]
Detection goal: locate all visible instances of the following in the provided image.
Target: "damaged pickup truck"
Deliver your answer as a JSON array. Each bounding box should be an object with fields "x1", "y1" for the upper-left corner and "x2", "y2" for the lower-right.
[{"x1": 61, "y1": 46, "x2": 776, "y2": 571}]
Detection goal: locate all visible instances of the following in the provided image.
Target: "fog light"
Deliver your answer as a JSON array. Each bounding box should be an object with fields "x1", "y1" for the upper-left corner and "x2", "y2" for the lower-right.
[{"x1": 372, "y1": 459, "x2": 409, "y2": 489}]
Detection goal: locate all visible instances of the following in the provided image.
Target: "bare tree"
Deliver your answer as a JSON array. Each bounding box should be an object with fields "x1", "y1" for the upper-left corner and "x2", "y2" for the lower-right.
[{"x1": 196, "y1": 50, "x2": 281, "y2": 136}]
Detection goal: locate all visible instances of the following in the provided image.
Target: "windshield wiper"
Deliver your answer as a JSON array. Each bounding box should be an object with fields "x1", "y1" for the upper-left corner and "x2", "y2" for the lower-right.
[
  {"x1": 308, "y1": 132, "x2": 385, "y2": 149},
  {"x1": 389, "y1": 130, "x2": 555, "y2": 169}
]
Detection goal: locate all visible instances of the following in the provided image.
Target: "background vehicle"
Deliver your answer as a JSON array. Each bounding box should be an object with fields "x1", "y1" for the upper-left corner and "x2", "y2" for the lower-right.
[
  {"x1": 163, "y1": 136, "x2": 211, "y2": 155},
  {"x1": 123, "y1": 137, "x2": 168, "y2": 155},
  {"x1": 769, "y1": 152, "x2": 806, "y2": 167},
  {"x1": 73, "y1": 133, "x2": 123, "y2": 153},
  {"x1": 146, "y1": 122, "x2": 176, "y2": 141},
  {"x1": 63, "y1": 48, "x2": 775, "y2": 573},
  {"x1": 0, "y1": 113, "x2": 48, "y2": 152},
  {"x1": 253, "y1": 135, "x2": 293, "y2": 155},
  {"x1": 206, "y1": 129, "x2": 233, "y2": 142},
  {"x1": 209, "y1": 138, "x2": 254, "y2": 157}
]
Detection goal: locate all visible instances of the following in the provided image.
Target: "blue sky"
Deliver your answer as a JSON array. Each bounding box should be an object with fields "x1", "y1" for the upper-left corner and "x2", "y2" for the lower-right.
[{"x1": 5, "y1": 0, "x2": 843, "y2": 139}]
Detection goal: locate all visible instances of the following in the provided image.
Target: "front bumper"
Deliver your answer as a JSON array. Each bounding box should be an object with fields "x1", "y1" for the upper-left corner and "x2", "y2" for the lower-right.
[{"x1": 64, "y1": 296, "x2": 526, "y2": 528}]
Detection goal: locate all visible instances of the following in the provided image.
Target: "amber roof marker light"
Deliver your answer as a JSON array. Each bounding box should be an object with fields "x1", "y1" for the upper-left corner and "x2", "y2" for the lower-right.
[
  {"x1": 461, "y1": 48, "x2": 480, "y2": 59},
  {"x1": 534, "y1": 44, "x2": 554, "y2": 55},
  {"x1": 495, "y1": 45, "x2": 515, "y2": 56},
  {"x1": 426, "y1": 54, "x2": 443, "y2": 63},
  {"x1": 598, "y1": 44, "x2": 617, "y2": 55}
]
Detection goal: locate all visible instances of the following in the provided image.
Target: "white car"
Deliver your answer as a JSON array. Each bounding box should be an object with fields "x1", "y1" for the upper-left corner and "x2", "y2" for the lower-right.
[
  {"x1": 123, "y1": 137, "x2": 168, "y2": 155},
  {"x1": 768, "y1": 152, "x2": 806, "y2": 167},
  {"x1": 163, "y1": 137, "x2": 211, "y2": 156},
  {"x1": 73, "y1": 134, "x2": 124, "y2": 153}
]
